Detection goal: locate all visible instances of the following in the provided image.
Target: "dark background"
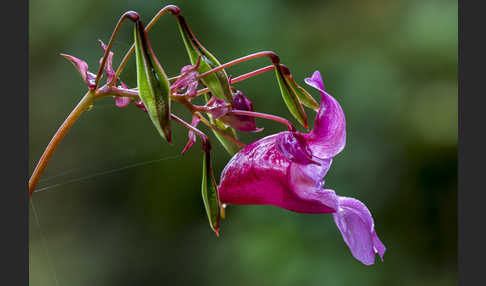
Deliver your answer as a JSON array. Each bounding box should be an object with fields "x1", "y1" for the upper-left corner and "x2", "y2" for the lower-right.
[{"x1": 29, "y1": 0, "x2": 457, "y2": 285}]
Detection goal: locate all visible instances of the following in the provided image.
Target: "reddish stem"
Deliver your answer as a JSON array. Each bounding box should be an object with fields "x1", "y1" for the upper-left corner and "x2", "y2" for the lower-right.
[
  {"x1": 95, "y1": 11, "x2": 140, "y2": 89},
  {"x1": 197, "y1": 51, "x2": 280, "y2": 80},
  {"x1": 193, "y1": 65, "x2": 276, "y2": 96},
  {"x1": 110, "y1": 5, "x2": 181, "y2": 86},
  {"x1": 230, "y1": 65, "x2": 275, "y2": 84},
  {"x1": 229, "y1": 110, "x2": 295, "y2": 132},
  {"x1": 170, "y1": 113, "x2": 210, "y2": 152},
  {"x1": 29, "y1": 91, "x2": 97, "y2": 196}
]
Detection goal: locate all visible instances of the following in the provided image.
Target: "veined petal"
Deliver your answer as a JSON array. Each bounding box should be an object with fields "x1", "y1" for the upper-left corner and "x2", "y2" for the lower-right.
[
  {"x1": 332, "y1": 196, "x2": 386, "y2": 265},
  {"x1": 60, "y1": 53, "x2": 96, "y2": 88},
  {"x1": 98, "y1": 40, "x2": 116, "y2": 83},
  {"x1": 303, "y1": 71, "x2": 346, "y2": 159},
  {"x1": 114, "y1": 96, "x2": 131, "y2": 108},
  {"x1": 219, "y1": 133, "x2": 335, "y2": 213}
]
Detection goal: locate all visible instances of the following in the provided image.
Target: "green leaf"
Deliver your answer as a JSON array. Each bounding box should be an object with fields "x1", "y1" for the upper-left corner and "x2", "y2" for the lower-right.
[
  {"x1": 284, "y1": 74, "x2": 319, "y2": 111},
  {"x1": 274, "y1": 66, "x2": 309, "y2": 129},
  {"x1": 175, "y1": 14, "x2": 233, "y2": 105},
  {"x1": 134, "y1": 20, "x2": 172, "y2": 142},
  {"x1": 201, "y1": 150, "x2": 221, "y2": 235}
]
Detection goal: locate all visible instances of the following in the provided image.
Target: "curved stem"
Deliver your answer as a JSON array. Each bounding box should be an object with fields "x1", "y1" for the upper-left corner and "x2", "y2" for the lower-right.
[
  {"x1": 197, "y1": 51, "x2": 280, "y2": 80},
  {"x1": 196, "y1": 113, "x2": 247, "y2": 148},
  {"x1": 95, "y1": 11, "x2": 140, "y2": 89},
  {"x1": 193, "y1": 65, "x2": 276, "y2": 97},
  {"x1": 230, "y1": 65, "x2": 275, "y2": 84},
  {"x1": 29, "y1": 91, "x2": 97, "y2": 197},
  {"x1": 96, "y1": 85, "x2": 140, "y2": 100},
  {"x1": 110, "y1": 5, "x2": 180, "y2": 86},
  {"x1": 229, "y1": 110, "x2": 295, "y2": 132}
]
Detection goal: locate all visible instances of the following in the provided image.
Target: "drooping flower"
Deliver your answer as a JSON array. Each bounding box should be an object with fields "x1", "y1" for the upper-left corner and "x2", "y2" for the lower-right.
[{"x1": 218, "y1": 71, "x2": 385, "y2": 265}]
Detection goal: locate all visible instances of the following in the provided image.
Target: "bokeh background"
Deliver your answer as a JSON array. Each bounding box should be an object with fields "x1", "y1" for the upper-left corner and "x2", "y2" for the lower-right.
[{"x1": 29, "y1": 0, "x2": 457, "y2": 285}]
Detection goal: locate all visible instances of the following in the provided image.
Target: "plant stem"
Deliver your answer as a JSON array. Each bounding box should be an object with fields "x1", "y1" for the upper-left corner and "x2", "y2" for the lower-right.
[
  {"x1": 95, "y1": 11, "x2": 140, "y2": 89},
  {"x1": 193, "y1": 65, "x2": 276, "y2": 97},
  {"x1": 29, "y1": 91, "x2": 97, "y2": 197},
  {"x1": 230, "y1": 65, "x2": 275, "y2": 84},
  {"x1": 110, "y1": 5, "x2": 180, "y2": 86},
  {"x1": 196, "y1": 113, "x2": 247, "y2": 148},
  {"x1": 229, "y1": 110, "x2": 295, "y2": 132},
  {"x1": 197, "y1": 51, "x2": 280, "y2": 79}
]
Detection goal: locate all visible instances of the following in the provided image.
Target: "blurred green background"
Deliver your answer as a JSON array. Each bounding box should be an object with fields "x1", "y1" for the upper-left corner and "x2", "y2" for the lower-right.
[{"x1": 29, "y1": 0, "x2": 457, "y2": 285}]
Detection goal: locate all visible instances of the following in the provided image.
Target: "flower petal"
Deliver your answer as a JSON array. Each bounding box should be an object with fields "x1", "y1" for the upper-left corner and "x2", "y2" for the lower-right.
[
  {"x1": 303, "y1": 71, "x2": 346, "y2": 159},
  {"x1": 181, "y1": 115, "x2": 201, "y2": 155},
  {"x1": 332, "y1": 196, "x2": 386, "y2": 265},
  {"x1": 98, "y1": 40, "x2": 116, "y2": 83},
  {"x1": 219, "y1": 133, "x2": 335, "y2": 213},
  {"x1": 114, "y1": 96, "x2": 131, "y2": 108},
  {"x1": 60, "y1": 53, "x2": 96, "y2": 88},
  {"x1": 171, "y1": 63, "x2": 200, "y2": 98}
]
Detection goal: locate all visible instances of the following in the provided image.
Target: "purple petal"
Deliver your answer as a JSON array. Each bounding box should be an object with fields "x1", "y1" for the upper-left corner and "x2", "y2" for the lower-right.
[
  {"x1": 114, "y1": 96, "x2": 131, "y2": 108},
  {"x1": 134, "y1": 100, "x2": 147, "y2": 112},
  {"x1": 171, "y1": 64, "x2": 199, "y2": 97},
  {"x1": 206, "y1": 98, "x2": 231, "y2": 119},
  {"x1": 181, "y1": 115, "x2": 201, "y2": 155},
  {"x1": 98, "y1": 40, "x2": 116, "y2": 83},
  {"x1": 219, "y1": 133, "x2": 335, "y2": 213},
  {"x1": 60, "y1": 53, "x2": 96, "y2": 88},
  {"x1": 303, "y1": 71, "x2": 346, "y2": 159},
  {"x1": 277, "y1": 132, "x2": 319, "y2": 165},
  {"x1": 332, "y1": 196, "x2": 386, "y2": 265}
]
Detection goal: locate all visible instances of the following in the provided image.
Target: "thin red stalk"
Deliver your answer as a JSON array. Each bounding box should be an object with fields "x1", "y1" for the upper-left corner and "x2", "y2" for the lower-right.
[
  {"x1": 193, "y1": 65, "x2": 276, "y2": 96},
  {"x1": 197, "y1": 51, "x2": 280, "y2": 79},
  {"x1": 229, "y1": 110, "x2": 295, "y2": 132},
  {"x1": 110, "y1": 5, "x2": 180, "y2": 86},
  {"x1": 230, "y1": 65, "x2": 275, "y2": 84},
  {"x1": 95, "y1": 11, "x2": 140, "y2": 89}
]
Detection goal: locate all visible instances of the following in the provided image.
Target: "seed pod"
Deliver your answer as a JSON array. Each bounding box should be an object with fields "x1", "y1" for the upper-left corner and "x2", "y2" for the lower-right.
[{"x1": 134, "y1": 20, "x2": 172, "y2": 142}]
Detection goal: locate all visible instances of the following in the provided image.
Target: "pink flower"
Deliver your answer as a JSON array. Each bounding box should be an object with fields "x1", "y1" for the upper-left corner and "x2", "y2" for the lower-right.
[{"x1": 218, "y1": 71, "x2": 385, "y2": 265}]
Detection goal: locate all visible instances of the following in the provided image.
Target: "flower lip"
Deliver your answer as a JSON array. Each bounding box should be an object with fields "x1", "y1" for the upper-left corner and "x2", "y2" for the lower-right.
[{"x1": 333, "y1": 196, "x2": 386, "y2": 265}]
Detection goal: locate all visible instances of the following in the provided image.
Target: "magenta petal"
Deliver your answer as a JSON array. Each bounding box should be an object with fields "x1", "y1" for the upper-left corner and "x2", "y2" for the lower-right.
[
  {"x1": 171, "y1": 64, "x2": 199, "y2": 97},
  {"x1": 332, "y1": 196, "x2": 386, "y2": 265},
  {"x1": 98, "y1": 40, "x2": 116, "y2": 83},
  {"x1": 219, "y1": 133, "x2": 336, "y2": 213},
  {"x1": 277, "y1": 132, "x2": 319, "y2": 165},
  {"x1": 181, "y1": 115, "x2": 201, "y2": 155},
  {"x1": 206, "y1": 98, "x2": 231, "y2": 119},
  {"x1": 303, "y1": 71, "x2": 346, "y2": 159},
  {"x1": 60, "y1": 53, "x2": 96, "y2": 88},
  {"x1": 114, "y1": 96, "x2": 131, "y2": 108}
]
